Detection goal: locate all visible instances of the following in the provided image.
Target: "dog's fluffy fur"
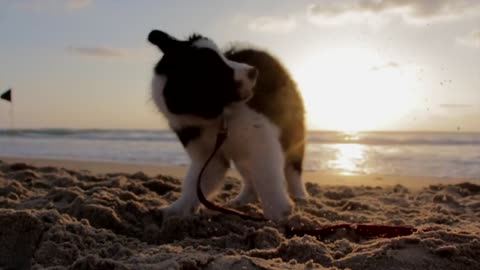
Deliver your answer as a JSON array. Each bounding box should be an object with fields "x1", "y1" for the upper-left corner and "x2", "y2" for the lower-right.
[{"x1": 148, "y1": 30, "x2": 307, "y2": 221}]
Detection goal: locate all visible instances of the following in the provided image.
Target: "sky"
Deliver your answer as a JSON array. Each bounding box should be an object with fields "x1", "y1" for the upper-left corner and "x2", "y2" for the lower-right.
[{"x1": 0, "y1": 0, "x2": 479, "y2": 132}]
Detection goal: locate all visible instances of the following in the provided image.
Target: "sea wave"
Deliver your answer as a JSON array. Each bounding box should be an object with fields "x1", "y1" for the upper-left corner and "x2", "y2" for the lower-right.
[
  {"x1": 1, "y1": 129, "x2": 480, "y2": 145},
  {"x1": 307, "y1": 131, "x2": 480, "y2": 145},
  {"x1": 0, "y1": 129, "x2": 178, "y2": 142}
]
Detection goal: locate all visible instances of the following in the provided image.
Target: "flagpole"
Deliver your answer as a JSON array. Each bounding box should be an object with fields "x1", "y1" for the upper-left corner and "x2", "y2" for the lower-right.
[{"x1": 10, "y1": 100, "x2": 14, "y2": 131}]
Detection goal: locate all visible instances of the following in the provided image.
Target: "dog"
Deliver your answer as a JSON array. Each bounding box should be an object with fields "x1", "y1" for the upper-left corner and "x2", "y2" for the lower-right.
[{"x1": 148, "y1": 30, "x2": 307, "y2": 221}]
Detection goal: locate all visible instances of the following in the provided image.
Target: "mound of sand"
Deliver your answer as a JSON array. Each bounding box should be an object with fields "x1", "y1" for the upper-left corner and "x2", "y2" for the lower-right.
[{"x1": 0, "y1": 160, "x2": 479, "y2": 269}]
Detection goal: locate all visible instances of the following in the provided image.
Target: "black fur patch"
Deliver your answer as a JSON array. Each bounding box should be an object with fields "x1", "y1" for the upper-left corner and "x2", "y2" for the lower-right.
[
  {"x1": 175, "y1": 126, "x2": 202, "y2": 147},
  {"x1": 153, "y1": 35, "x2": 240, "y2": 119}
]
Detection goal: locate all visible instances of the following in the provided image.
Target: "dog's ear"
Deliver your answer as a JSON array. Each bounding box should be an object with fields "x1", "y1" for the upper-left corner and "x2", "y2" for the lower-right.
[{"x1": 148, "y1": 30, "x2": 179, "y2": 53}]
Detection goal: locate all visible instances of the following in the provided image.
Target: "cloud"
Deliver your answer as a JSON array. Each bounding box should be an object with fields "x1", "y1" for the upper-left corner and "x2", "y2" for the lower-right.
[
  {"x1": 370, "y1": 61, "x2": 400, "y2": 71},
  {"x1": 66, "y1": 46, "x2": 127, "y2": 57},
  {"x1": 457, "y1": 29, "x2": 480, "y2": 48},
  {"x1": 308, "y1": 0, "x2": 480, "y2": 25},
  {"x1": 15, "y1": 0, "x2": 92, "y2": 12},
  {"x1": 247, "y1": 16, "x2": 296, "y2": 33}
]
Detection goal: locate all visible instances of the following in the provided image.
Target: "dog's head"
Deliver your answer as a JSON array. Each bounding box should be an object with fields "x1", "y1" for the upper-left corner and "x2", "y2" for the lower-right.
[{"x1": 148, "y1": 30, "x2": 258, "y2": 119}]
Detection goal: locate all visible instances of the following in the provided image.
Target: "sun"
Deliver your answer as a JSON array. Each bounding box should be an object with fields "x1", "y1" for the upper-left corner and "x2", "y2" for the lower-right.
[{"x1": 292, "y1": 47, "x2": 415, "y2": 132}]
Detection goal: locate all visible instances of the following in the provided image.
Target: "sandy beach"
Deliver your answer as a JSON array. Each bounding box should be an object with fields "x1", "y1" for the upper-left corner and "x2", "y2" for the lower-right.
[{"x1": 1, "y1": 156, "x2": 479, "y2": 269}]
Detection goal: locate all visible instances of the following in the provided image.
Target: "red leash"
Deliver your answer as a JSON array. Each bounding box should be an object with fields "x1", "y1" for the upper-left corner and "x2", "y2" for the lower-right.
[
  {"x1": 196, "y1": 121, "x2": 424, "y2": 239},
  {"x1": 285, "y1": 223, "x2": 421, "y2": 239}
]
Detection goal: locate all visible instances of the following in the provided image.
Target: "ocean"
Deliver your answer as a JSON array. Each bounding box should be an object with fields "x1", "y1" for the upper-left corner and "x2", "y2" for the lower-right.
[{"x1": 0, "y1": 129, "x2": 479, "y2": 179}]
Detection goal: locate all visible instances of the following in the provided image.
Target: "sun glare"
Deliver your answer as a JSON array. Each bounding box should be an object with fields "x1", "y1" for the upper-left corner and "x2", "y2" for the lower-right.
[
  {"x1": 292, "y1": 47, "x2": 415, "y2": 132},
  {"x1": 328, "y1": 144, "x2": 367, "y2": 175}
]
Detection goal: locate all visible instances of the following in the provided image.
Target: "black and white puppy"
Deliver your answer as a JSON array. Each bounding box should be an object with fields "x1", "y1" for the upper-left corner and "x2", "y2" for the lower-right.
[{"x1": 148, "y1": 30, "x2": 307, "y2": 221}]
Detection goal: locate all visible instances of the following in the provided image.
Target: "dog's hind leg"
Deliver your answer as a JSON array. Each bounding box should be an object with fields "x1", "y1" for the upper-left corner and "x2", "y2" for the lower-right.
[
  {"x1": 285, "y1": 158, "x2": 308, "y2": 200},
  {"x1": 283, "y1": 134, "x2": 308, "y2": 200},
  {"x1": 234, "y1": 138, "x2": 293, "y2": 222}
]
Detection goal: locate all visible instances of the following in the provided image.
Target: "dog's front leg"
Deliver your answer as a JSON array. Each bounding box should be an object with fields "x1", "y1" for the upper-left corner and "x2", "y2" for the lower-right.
[{"x1": 161, "y1": 153, "x2": 228, "y2": 219}]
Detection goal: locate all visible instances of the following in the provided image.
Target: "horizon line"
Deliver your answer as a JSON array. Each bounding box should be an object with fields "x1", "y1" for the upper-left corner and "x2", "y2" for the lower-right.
[{"x1": 0, "y1": 127, "x2": 479, "y2": 133}]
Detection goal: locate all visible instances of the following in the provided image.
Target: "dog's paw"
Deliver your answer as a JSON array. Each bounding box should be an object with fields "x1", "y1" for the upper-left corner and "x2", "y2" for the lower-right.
[
  {"x1": 263, "y1": 200, "x2": 293, "y2": 222},
  {"x1": 288, "y1": 185, "x2": 309, "y2": 201},
  {"x1": 228, "y1": 190, "x2": 258, "y2": 207},
  {"x1": 291, "y1": 193, "x2": 309, "y2": 204},
  {"x1": 160, "y1": 202, "x2": 197, "y2": 221}
]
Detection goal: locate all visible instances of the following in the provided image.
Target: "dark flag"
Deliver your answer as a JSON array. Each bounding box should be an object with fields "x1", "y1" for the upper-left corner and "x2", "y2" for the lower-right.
[{"x1": 1, "y1": 89, "x2": 12, "y2": 102}]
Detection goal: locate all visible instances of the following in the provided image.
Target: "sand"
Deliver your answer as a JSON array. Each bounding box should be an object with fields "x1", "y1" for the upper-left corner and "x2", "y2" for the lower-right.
[{"x1": 0, "y1": 158, "x2": 479, "y2": 269}]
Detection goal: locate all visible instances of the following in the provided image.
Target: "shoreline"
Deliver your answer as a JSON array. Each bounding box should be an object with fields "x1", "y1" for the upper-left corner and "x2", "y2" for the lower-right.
[{"x1": 1, "y1": 155, "x2": 477, "y2": 190}]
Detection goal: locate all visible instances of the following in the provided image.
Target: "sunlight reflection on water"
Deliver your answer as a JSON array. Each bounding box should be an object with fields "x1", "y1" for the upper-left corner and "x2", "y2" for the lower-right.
[{"x1": 327, "y1": 144, "x2": 368, "y2": 175}]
